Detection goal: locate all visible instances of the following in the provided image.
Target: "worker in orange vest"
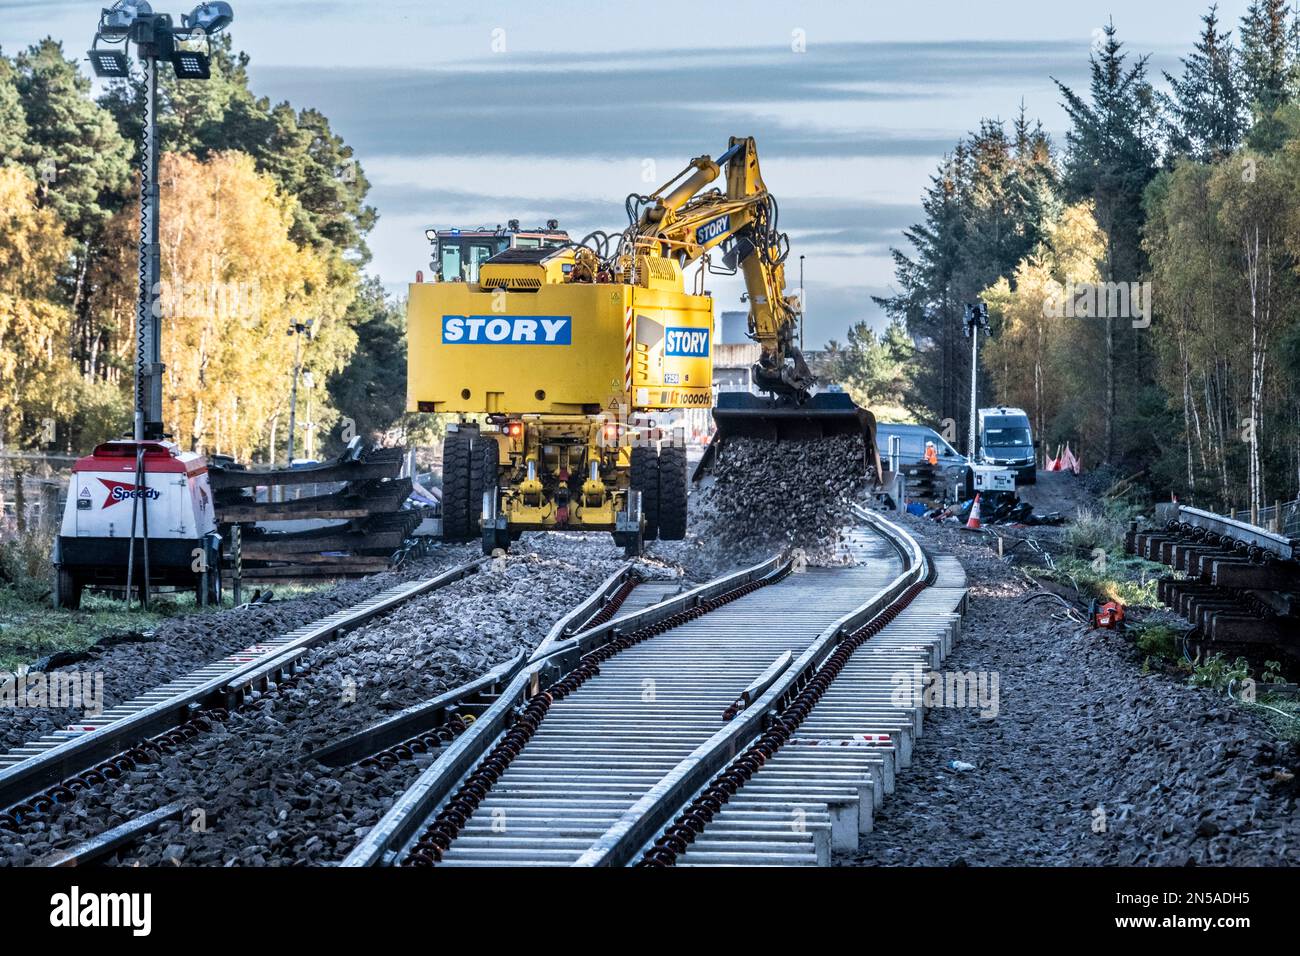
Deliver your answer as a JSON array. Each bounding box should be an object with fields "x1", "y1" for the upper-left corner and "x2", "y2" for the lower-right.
[{"x1": 924, "y1": 441, "x2": 938, "y2": 466}]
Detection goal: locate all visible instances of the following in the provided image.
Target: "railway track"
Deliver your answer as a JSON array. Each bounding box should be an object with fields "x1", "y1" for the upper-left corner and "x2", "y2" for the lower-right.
[
  {"x1": 0, "y1": 559, "x2": 492, "y2": 831},
  {"x1": 1, "y1": 556, "x2": 649, "y2": 862},
  {"x1": 344, "y1": 507, "x2": 967, "y2": 867}
]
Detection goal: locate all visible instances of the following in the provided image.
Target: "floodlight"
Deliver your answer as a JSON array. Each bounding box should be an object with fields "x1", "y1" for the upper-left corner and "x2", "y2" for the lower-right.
[
  {"x1": 87, "y1": 46, "x2": 131, "y2": 78},
  {"x1": 182, "y1": 2, "x2": 233, "y2": 35},
  {"x1": 171, "y1": 48, "x2": 211, "y2": 78},
  {"x1": 98, "y1": 1, "x2": 154, "y2": 38}
]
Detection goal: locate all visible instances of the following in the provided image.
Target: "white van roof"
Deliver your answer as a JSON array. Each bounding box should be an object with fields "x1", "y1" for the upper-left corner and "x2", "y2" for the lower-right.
[{"x1": 978, "y1": 406, "x2": 1029, "y2": 419}]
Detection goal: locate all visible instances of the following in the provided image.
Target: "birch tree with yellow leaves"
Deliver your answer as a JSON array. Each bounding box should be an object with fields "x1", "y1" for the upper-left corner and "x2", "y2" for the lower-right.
[
  {"x1": 981, "y1": 201, "x2": 1107, "y2": 454},
  {"x1": 154, "y1": 151, "x2": 356, "y2": 460},
  {"x1": 0, "y1": 166, "x2": 79, "y2": 448}
]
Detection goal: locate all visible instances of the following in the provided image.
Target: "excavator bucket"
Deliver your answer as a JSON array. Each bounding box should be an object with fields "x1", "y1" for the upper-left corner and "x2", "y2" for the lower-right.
[{"x1": 694, "y1": 391, "x2": 882, "y2": 482}]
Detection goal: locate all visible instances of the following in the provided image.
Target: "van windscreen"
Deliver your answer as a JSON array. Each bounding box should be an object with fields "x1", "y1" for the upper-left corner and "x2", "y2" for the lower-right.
[{"x1": 984, "y1": 419, "x2": 1031, "y2": 447}]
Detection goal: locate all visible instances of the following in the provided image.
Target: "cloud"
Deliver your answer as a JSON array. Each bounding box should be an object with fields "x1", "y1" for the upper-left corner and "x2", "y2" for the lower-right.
[{"x1": 249, "y1": 39, "x2": 1097, "y2": 160}]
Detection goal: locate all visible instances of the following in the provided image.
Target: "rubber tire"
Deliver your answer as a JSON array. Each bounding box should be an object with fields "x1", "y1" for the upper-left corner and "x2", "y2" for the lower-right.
[
  {"x1": 630, "y1": 446, "x2": 660, "y2": 541},
  {"x1": 441, "y1": 430, "x2": 473, "y2": 542},
  {"x1": 54, "y1": 567, "x2": 82, "y2": 611},
  {"x1": 657, "y1": 445, "x2": 688, "y2": 541},
  {"x1": 468, "y1": 434, "x2": 487, "y2": 538},
  {"x1": 478, "y1": 439, "x2": 505, "y2": 555}
]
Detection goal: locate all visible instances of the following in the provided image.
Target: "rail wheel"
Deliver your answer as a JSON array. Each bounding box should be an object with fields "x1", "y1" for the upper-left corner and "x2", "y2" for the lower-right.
[
  {"x1": 658, "y1": 445, "x2": 688, "y2": 541},
  {"x1": 630, "y1": 446, "x2": 660, "y2": 541},
  {"x1": 441, "y1": 429, "x2": 473, "y2": 542}
]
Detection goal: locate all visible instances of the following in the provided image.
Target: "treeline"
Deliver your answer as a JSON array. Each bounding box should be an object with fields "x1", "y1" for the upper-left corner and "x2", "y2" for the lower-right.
[
  {"x1": 0, "y1": 36, "x2": 409, "y2": 462},
  {"x1": 861, "y1": 2, "x2": 1300, "y2": 513}
]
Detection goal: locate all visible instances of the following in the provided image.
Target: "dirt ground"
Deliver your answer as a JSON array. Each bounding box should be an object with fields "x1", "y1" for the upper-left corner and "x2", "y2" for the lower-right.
[{"x1": 1015, "y1": 469, "x2": 1093, "y2": 519}]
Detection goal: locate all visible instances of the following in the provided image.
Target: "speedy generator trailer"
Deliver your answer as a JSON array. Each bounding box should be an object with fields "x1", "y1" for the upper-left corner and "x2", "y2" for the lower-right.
[
  {"x1": 53, "y1": 440, "x2": 222, "y2": 608},
  {"x1": 409, "y1": 247, "x2": 709, "y2": 557}
]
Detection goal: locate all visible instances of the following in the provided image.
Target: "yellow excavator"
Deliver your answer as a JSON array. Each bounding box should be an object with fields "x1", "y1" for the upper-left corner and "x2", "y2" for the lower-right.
[{"x1": 407, "y1": 136, "x2": 879, "y2": 556}]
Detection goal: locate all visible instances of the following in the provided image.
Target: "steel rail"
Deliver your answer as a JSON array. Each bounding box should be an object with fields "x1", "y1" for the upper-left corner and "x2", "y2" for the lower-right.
[
  {"x1": 341, "y1": 553, "x2": 788, "y2": 867},
  {"x1": 573, "y1": 507, "x2": 927, "y2": 866},
  {"x1": 311, "y1": 562, "x2": 644, "y2": 769},
  {"x1": 0, "y1": 559, "x2": 486, "y2": 824},
  {"x1": 343, "y1": 512, "x2": 936, "y2": 868},
  {"x1": 40, "y1": 802, "x2": 184, "y2": 867},
  {"x1": 1176, "y1": 505, "x2": 1296, "y2": 560}
]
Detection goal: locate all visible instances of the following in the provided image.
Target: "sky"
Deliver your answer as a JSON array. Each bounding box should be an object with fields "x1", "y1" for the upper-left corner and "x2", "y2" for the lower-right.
[{"x1": 0, "y1": 0, "x2": 1256, "y2": 346}]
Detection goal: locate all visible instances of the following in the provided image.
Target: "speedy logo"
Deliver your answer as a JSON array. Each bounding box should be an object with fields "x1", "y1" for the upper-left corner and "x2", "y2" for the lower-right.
[
  {"x1": 695, "y1": 215, "x2": 730, "y2": 245},
  {"x1": 664, "y1": 327, "x2": 710, "y2": 357},
  {"x1": 97, "y1": 478, "x2": 160, "y2": 509},
  {"x1": 442, "y1": 315, "x2": 571, "y2": 345}
]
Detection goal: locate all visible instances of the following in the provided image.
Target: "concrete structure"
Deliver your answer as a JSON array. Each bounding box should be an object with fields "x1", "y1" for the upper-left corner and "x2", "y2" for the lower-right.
[
  {"x1": 714, "y1": 343, "x2": 762, "y2": 394},
  {"x1": 719, "y1": 310, "x2": 748, "y2": 345}
]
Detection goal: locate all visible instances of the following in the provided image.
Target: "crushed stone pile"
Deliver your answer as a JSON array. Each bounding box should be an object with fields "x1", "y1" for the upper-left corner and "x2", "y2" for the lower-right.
[{"x1": 678, "y1": 434, "x2": 869, "y2": 571}]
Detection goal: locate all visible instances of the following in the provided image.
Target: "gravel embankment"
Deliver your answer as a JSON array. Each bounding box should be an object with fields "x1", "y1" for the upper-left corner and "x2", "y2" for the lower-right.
[
  {"x1": 1, "y1": 534, "x2": 677, "y2": 867},
  {"x1": 846, "y1": 515, "x2": 1300, "y2": 866},
  {"x1": 0, "y1": 543, "x2": 478, "y2": 754}
]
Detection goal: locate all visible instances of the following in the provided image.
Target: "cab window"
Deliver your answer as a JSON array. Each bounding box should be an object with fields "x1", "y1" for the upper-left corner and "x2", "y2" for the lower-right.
[
  {"x1": 440, "y1": 244, "x2": 462, "y2": 282},
  {"x1": 466, "y1": 243, "x2": 496, "y2": 283}
]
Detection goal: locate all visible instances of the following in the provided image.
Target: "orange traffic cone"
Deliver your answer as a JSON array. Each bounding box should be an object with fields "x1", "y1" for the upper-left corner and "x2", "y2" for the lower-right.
[{"x1": 965, "y1": 493, "x2": 983, "y2": 530}]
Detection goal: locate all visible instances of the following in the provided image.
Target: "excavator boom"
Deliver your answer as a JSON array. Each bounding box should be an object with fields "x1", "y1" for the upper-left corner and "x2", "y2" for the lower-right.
[{"x1": 629, "y1": 137, "x2": 879, "y2": 479}]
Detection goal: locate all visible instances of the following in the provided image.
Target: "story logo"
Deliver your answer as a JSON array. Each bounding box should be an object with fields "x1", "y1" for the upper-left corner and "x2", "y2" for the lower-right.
[
  {"x1": 695, "y1": 214, "x2": 730, "y2": 245},
  {"x1": 442, "y1": 315, "x2": 571, "y2": 345},
  {"x1": 97, "y1": 478, "x2": 160, "y2": 509},
  {"x1": 664, "y1": 327, "x2": 710, "y2": 357},
  {"x1": 49, "y1": 886, "x2": 151, "y2": 937}
]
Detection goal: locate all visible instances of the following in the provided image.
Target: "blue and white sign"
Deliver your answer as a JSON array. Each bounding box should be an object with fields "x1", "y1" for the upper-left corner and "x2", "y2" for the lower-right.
[
  {"x1": 664, "y1": 327, "x2": 710, "y2": 357},
  {"x1": 695, "y1": 215, "x2": 730, "y2": 245},
  {"x1": 442, "y1": 315, "x2": 572, "y2": 345}
]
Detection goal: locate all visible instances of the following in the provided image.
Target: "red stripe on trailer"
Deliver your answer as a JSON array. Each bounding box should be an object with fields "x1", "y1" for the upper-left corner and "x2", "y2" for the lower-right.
[{"x1": 73, "y1": 440, "x2": 208, "y2": 477}]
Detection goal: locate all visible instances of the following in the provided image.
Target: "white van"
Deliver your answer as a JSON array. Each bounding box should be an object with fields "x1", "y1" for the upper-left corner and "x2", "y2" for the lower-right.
[{"x1": 978, "y1": 407, "x2": 1036, "y2": 484}]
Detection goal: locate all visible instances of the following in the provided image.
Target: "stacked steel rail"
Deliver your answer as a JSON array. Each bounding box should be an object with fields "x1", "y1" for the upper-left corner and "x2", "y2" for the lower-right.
[
  {"x1": 211, "y1": 440, "x2": 429, "y2": 582},
  {"x1": 1127, "y1": 505, "x2": 1299, "y2": 660}
]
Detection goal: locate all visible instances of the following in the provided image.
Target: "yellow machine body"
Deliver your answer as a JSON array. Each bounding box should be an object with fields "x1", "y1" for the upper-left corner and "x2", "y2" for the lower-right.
[
  {"x1": 409, "y1": 249, "x2": 709, "y2": 551},
  {"x1": 407, "y1": 253, "x2": 714, "y2": 416}
]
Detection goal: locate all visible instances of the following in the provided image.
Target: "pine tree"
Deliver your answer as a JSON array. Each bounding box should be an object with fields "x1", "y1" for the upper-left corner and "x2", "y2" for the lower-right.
[
  {"x1": 98, "y1": 37, "x2": 375, "y2": 267},
  {"x1": 0, "y1": 52, "x2": 28, "y2": 164},
  {"x1": 1240, "y1": 0, "x2": 1293, "y2": 112},
  {"x1": 876, "y1": 115, "x2": 1056, "y2": 445},
  {"x1": 1054, "y1": 20, "x2": 1160, "y2": 465},
  {"x1": 1163, "y1": 5, "x2": 1248, "y2": 160},
  {"x1": 12, "y1": 40, "x2": 132, "y2": 250}
]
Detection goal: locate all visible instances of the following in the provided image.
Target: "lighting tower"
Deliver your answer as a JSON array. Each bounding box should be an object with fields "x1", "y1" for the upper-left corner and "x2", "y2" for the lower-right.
[{"x1": 88, "y1": 1, "x2": 235, "y2": 442}]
